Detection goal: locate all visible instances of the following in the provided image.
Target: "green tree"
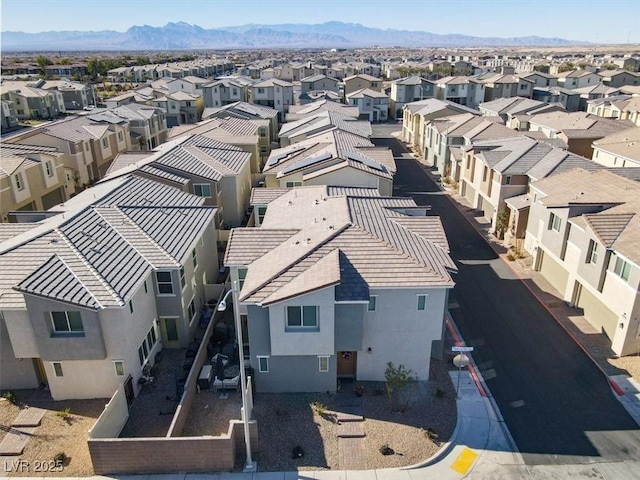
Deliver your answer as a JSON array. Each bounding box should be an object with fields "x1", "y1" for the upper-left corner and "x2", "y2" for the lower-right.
[
  {"x1": 136, "y1": 55, "x2": 151, "y2": 65},
  {"x1": 36, "y1": 55, "x2": 51, "y2": 77},
  {"x1": 384, "y1": 362, "x2": 416, "y2": 412},
  {"x1": 86, "y1": 57, "x2": 100, "y2": 80},
  {"x1": 557, "y1": 62, "x2": 575, "y2": 73},
  {"x1": 495, "y1": 208, "x2": 510, "y2": 240}
]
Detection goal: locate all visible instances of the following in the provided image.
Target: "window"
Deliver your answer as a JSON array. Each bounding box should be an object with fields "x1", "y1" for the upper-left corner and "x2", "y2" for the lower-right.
[
  {"x1": 257, "y1": 88, "x2": 265, "y2": 94},
  {"x1": 53, "y1": 362, "x2": 63, "y2": 377},
  {"x1": 45, "y1": 160, "x2": 53, "y2": 177},
  {"x1": 238, "y1": 267, "x2": 247, "y2": 290},
  {"x1": 14, "y1": 172, "x2": 24, "y2": 190},
  {"x1": 102, "y1": 137, "x2": 108, "y2": 148},
  {"x1": 614, "y1": 257, "x2": 631, "y2": 282},
  {"x1": 286, "y1": 181, "x2": 302, "y2": 187},
  {"x1": 129, "y1": 300, "x2": 134, "y2": 314},
  {"x1": 256, "y1": 206, "x2": 267, "y2": 224},
  {"x1": 548, "y1": 212, "x2": 562, "y2": 232},
  {"x1": 504, "y1": 176, "x2": 512, "y2": 185},
  {"x1": 259, "y1": 127, "x2": 267, "y2": 138},
  {"x1": 417, "y1": 294, "x2": 427, "y2": 311},
  {"x1": 114, "y1": 361, "x2": 125, "y2": 376},
  {"x1": 51, "y1": 311, "x2": 84, "y2": 334},
  {"x1": 117, "y1": 131, "x2": 124, "y2": 142},
  {"x1": 156, "y1": 271, "x2": 174, "y2": 294},
  {"x1": 286, "y1": 306, "x2": 318, "y2": 328},
  {"x1": 587, "y1": 240, "x2": 599, "y2": 264},
  {"x1": 144, "y1": 281, "x2": 148, "y2": 293},
  {"x1": 318, "y1": 356, "x2": 329, "y2": 372},
  {"x1": 194, "y1": 184, "x2": 212, "y2": 197},
  {"x1": 260, "y1": 146, "x2": 268, "y2": 154},
  {"x1": 367, "y1": 296, "x2": 377, "y2": 312},
  {"x1": 85, "y1": 142, "x2": 89, "y2": 151},
  {"x1": 192, "y1": 248, "x2": 198, "y2": 268},
  {"x1": 257, "y1": 356, "x2": 269, "y2": 373},
  {"x1": 185, "y1": 101, "x2": 192, "y2": 107},
  {"x1": 180, "y1": 267, "x2": 186, "y2": 289},
  {"x1": 187, "y1": 298, "x2": 196, "y2": 323},
  {"x1": 138, "y1": 324, "x2": 157, "y2": 366}
]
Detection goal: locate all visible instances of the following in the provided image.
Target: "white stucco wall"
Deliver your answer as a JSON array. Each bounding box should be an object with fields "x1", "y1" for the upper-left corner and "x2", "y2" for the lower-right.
[{"x1": 357, "y1": 287, "x2": 447, "y2": 382}]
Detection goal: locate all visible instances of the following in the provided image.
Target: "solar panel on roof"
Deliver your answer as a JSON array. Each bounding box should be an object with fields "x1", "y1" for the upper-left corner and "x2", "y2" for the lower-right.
[
  {"x1": 281, "y1": 152, "x2": 333, "y2": 175},
  {"x1": 343, "y1": 151, "x2": 386, "y2": 173},
  {"x1": 265, "y1": 145, "x2": 307, "y2": 167}
]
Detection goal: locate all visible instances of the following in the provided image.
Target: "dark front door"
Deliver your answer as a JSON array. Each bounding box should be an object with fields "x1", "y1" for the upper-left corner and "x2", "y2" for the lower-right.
[{"x1": 123, "y1": 375, "x2": 135, "y2": 405}]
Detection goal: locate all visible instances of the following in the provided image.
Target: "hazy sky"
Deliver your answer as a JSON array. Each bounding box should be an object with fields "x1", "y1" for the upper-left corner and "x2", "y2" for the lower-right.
[{"x1": 2, "y1": 0, "x2": 640, "y2": 44}]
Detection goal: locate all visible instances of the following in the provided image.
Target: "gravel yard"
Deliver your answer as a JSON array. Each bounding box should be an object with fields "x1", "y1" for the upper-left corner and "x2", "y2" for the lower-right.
[
  {"x1": 0, "y1": 391, "x2": 106, "y2": 477},
  {"x1": 253, "y1": 358, "x2": 457, "y2": 471}
]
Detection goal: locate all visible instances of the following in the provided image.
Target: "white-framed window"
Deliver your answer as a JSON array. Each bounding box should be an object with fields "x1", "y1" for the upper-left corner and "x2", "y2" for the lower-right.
[
  {"x1": 53, "y1": 362, "x2": 63, "y2": 377},
  {"x1": 286, "y1": 306, "x2": 318, "y2": 329},
  {"x1": 256, "y1": 206, "x2": 267, "y2": 224},
  {"x1": 187, "y1": 297, "x2": 196, "y2": 324},
  {"x1": 613, "y1": 257, "x2": 631, "y2": 282},
  {"x1": 286, "y1": 181, "x2": 302, "y2": 187},
  {"x1": 318, "y1": 356, "x2": 329, "y2": 372},
  {"x1": 156, "y1": 271, "x2": 174, "y2": 294},
  {"x1": 117, "y1": 131, "x2": 123, "y2": 141},
  {"x1": 14, "y1": 172, "x2": 24, "y2": 190},
  {"x1": 238, "y1": 267, "x2": 248, "y2": 290},
  {"x1": 45, "y1": 160, "x2": 53, "y2": 177},
  {"x1": 257, "y1": 356, "x2": 269, "y2": 373},
  {"x1": 367, "y1": 296, "x2": 377, "y2": 312},
  {"x1": 138, "y1": 323, "x2": 157, "y2": 366},
  {"x1": 587, "y1": 240, "x2": 599, "y2": 264},
  {"x1": 114, "y1": 361, "x2": 125, "y2": 376},
  {"x1": 417, "y1": 294, "x2": 427, "y2": 311},
  {"x1": 180, "y1": 266, "x2": 186, "y2": 289},
  {"x1": 51, "y1": 311, "x2": 84, "y2": 334},
  {"x1": 548, "y1": 212, "x2": 562, "y2": 232},
  {"x1": 102, "y1": 137, "x2": 108, "y2": 148},
  {"x1": 259, "y1": 127, "x2": 267, "y2": 137},
  {"x1": 194, "y1": 184, "x2": 212, "y2": 197},
  {"x1": 192, "y1": 248, "x2": 198, "y2": 268},
  {"x1": 504, "y1": 175, "x2": 512, "y2": 185}
]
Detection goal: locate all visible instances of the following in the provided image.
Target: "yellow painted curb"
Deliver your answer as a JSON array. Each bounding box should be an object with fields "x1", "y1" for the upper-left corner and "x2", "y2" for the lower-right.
[{"x1": 451, "y1": 447, "x2": 478, "y2": 475}]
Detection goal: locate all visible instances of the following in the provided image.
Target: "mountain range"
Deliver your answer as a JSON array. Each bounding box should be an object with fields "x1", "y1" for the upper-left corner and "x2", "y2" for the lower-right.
[{"x1": 1, "y1": 21, "x2": 588, "y2": 51}]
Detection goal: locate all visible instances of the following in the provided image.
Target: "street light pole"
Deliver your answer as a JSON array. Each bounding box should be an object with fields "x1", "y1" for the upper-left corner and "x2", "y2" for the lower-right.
[{"x1": 218, "y1": 283, "x2": 256, "y2": 472}]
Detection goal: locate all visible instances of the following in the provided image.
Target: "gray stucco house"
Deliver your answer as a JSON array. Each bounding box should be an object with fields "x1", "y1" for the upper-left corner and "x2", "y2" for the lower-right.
[{"x1": 224, "y1": 186, "x2": 456, "y2": 393}]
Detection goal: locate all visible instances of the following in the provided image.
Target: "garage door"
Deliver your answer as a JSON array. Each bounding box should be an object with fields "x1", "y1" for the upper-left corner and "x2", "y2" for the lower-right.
[
  {"x1": 539, "y1": 250, "x2": 569, "y2": 295},
  {"x1": 41, "y1": 187, "x2": 64, "y2": 210},
  {"x1": 575, "y1": 283, "x2": 618, "y2": 341}
]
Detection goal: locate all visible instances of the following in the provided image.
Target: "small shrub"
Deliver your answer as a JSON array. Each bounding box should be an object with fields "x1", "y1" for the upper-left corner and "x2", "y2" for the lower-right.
[
  {"x1": 452, "y1": 181, "x2": 459, "y2": 190},
  {"x1": 379, "y1": 443, "x2": 395, "y2": 455},
  {"x1": 311, "y1": 401, "x2": 326, "y2": 416},
  {"x1": 291, "y1": 445, "x2": 304, "y2": 459},
  {"x1": 424, "y1": 427, "x2": 439, "y2": 441},
  {"x1": 53, "y1": 452, "x2": 67, "y2": 466},
  {"x1": 507, "y1": 252, "x2": 516, "y2": 261},
  {"x1": 2, "y1": 391, "x2": 17, "y2": 404},
  {"x1": 55, "y1": 407, "x2": 71, "y2": 419}
]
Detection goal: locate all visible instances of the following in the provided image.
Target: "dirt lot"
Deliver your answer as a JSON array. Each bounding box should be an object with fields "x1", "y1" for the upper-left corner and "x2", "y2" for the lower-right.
[{"x1": 0, "y1": 391, "x2": 106, "y2": 477}]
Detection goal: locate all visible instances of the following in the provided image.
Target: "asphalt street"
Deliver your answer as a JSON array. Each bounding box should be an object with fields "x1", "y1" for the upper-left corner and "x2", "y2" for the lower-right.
[{"x1": 373, "y1": 134, "x2": 640, "y2": 466}]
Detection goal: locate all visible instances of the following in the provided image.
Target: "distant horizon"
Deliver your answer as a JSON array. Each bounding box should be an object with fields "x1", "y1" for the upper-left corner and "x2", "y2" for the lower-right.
[{"x1": 2, "y1": 0, "x2": 640, "y2": 44}]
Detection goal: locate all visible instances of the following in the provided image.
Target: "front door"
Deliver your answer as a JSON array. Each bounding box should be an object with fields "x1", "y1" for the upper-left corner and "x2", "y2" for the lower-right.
[
  {"x1": 33, "y1": 358, "x2": 47, "y2": 386},
  {"x1": 123, "y1": 375, "x2": 135, "y2": 405},
  {"x1": 160, "y1": 317, "x2": 180, "y2": 348},
  {"x1": 337, "y1": 351, "x2": 356, "y2": 378}
]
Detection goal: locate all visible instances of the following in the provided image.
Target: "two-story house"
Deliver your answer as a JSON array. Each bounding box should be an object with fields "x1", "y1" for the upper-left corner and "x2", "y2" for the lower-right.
[
  {"x1": 518, "y1": 72, "x2": 559, "y2": 89},
  {"x1": 1, "y1": 144, "x2": 71, "y2": 222},
  {"x1": 263, "y1": 129, "x2": 395, "y2": 195},
  {"x1": 524, "y1": 169, "x2": 640, "y2": 357},
  {"x1": 1, "y1": 99, "x2": 19, "y2": 131},
  {"x1": 108, "y1": 103, "x2": 168, "y2": 151},
  {"x1": 250, "y1": 79, "x2": 294, "y2": 117},
  {"x1": 457, "y1": 135, "x2": 599, "y2": 237},
  {"x1": 597, "y1": 70, "x2": 640, "y2": 88},
  {"x1": 223, "y1": 186, "x2": 456, "y2": 392},
  {"x1": 6, "y1": 113, "x2": 132, "y2": 184},
  {"x1": 556, "y1": 70, "x2": 601, "y2": 90},
  {"x1": 345, "y1": 88, "x2": 389, "y2": 122},
  {"x1": 40, "y1": 79, "x2": 97, "y2": 110},
  {"x1": 401, "y1": 98, "x2": 480, "y2": 154},
  {"x1": 0, "y1": 175, "x2": 219, "y2": 400},
  {"x1": 390, "y1": 76, "x2": 436, "y2": 119},
  {"x1": 479, "y1": 97, "x2": 566, "y2": 130},
  {"x1": 202, "y1": 101, "x2": 279, "y2": 144},
  {"x1": 434, "y1": 76, "x2": 486, "y2": 108},
  {"x1": 477, "y1": 73, "x2": 534, "y2": 102},
  {"x1": 202, "y1": 79, "x2": 250, "y2": 108},
  {"x1": 0, "y1": 82, "x2": 65, "y2": 120},
  {"x1": 105, "y1": 134, "x2": 252, "y2": 230},
  {"x1": 286, "y1": 100, "x2": 361, "y2": 122},
  {"x1": 149, "y1": 90, "x2": 203, "y2": 127},
  {"x1": 342, "y1": 74, "x2": 383, "y2": 99}
]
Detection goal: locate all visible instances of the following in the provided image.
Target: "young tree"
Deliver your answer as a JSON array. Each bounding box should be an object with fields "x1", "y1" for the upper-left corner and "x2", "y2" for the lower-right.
[
  {"x1": 384, "y1": 362, "x2": 416, "y2": 412},
  {"x1": 36, "y1": 55, "x2": 51, "y2": 77}
]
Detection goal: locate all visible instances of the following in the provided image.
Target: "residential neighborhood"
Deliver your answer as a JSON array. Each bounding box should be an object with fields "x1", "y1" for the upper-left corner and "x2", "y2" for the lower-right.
[{"x1": 1, "y1": 9, "x2": 640, "y2": 478}]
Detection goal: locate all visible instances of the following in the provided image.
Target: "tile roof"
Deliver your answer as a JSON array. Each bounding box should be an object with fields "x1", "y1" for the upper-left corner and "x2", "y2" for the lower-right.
[
  {"x1": 533, "y1": 169, "x2": 640, "y2": 265},
  {"x1": 225, "y1": 187, "x2": 455, "y2": 305},
  {"x1": 592, "y1": 127, "x2": 640, "y2": 163},
  {"x1": 250, "y1": 188, "x2": 290, "y2": 205},
  {"x1": 0, "y1": 176, "x2": 214, "y2": 309}
]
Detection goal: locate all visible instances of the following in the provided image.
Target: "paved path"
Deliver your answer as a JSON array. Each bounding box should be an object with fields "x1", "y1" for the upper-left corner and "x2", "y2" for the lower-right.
[
  {"x1": 374, "y1": 136, "x2": 640, "y2": 466},
  {"x1": 335, "y1": 392, "x2": 366, "y2": 470}
]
